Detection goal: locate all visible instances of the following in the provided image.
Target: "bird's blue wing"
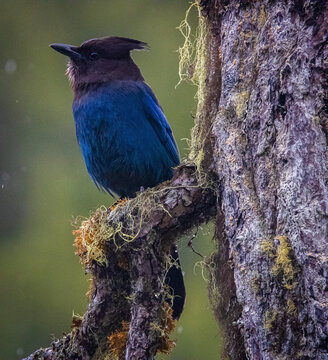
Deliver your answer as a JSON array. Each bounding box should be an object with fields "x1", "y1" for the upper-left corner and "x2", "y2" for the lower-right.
[{"x1": 140, "y1": 83, "x2": 180, "y2": 166}]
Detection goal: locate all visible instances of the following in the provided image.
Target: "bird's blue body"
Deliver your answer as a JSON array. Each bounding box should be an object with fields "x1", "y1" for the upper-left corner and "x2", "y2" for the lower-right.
[
  {"x1": 51, "y1": 36, "x2": 185, "y2": 319},
  {"x1": 73, "y1": 80, "x2": 179, "y2": 197}
]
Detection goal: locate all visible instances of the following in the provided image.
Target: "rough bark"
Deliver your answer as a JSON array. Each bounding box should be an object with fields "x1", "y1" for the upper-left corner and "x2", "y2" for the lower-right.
[
  {"x1": 25, "y1": 0, "x2": 328, "y2": 359},
  {"x1": 204, "y1": 0, "x2": 328, "y2": 359}
]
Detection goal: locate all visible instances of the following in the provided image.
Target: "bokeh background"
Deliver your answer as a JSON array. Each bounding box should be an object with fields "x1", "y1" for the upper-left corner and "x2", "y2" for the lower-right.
[{"x1": 0, "y1": 1, "x2": 222, "y2": 359}]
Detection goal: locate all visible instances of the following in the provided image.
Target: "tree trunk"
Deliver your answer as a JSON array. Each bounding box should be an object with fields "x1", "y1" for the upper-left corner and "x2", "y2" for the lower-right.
[
  {"x1": 202, "y1": 0, "x2": 328, "y2": 359},
  {"x1": 24, "y1": 1, "x2": 328, "y2": 359}
]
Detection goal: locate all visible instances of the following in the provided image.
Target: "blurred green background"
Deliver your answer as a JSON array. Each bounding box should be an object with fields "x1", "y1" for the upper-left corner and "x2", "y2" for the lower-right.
[{"x1": 0, "y1": 1, "x2": 221, "y2": 359}]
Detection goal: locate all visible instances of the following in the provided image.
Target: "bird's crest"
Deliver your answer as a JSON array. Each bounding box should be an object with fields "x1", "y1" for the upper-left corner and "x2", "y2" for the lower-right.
[{"x1": 79, "y1": 36, "x2": 149, "y2": 58}]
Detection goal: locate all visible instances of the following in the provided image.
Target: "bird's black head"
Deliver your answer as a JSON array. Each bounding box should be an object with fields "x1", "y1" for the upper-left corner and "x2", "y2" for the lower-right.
[{"x1": 50, "y1": 36, "x2": 148, "y2": 90}]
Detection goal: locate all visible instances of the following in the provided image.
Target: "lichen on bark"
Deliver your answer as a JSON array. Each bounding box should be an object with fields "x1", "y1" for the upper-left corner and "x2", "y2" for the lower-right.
[{"x1": 206, "y1": 0, "x2": 328, "y2": 358}]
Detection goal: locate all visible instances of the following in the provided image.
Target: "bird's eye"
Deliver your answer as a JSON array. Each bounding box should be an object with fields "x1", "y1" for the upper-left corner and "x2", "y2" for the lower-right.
[{"x1": 89, "y1": 52, "x2": 99, "y2": 61}]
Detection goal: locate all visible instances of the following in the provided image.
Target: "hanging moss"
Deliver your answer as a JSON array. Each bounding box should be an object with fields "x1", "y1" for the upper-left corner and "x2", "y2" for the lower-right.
[
  {"x1": 176, "y1": 1, "x2": 211, "y2": 185},
  {"x1": 177, "y1": 1, "x2": 207, "y2": 107}
]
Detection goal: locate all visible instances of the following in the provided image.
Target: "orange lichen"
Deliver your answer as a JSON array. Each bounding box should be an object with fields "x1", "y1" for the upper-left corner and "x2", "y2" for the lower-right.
[
  {"x1": 72, "y1": 206, "x2": 112, "y2": 266},
  {"x1": 72, "y1": 226, "x2": 90, "y2": 260},
  {"x1": 110, "y1": 197, "x2": 128, "y2": 212},
  {"x1": 107, "y1": 304, "x2": 176, "y2": 358},
  {"x1": 108, "y1": 321, "x2": 130, "y2": 360}
]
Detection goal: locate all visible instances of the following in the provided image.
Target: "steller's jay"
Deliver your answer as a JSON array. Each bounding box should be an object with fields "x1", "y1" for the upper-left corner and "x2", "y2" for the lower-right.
[{"x1": 50, "y1": 36, "x2": 185, "y2": 319}]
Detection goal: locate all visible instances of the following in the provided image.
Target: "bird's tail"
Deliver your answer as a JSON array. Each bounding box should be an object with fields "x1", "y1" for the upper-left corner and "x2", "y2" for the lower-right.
[{"x1": 165, "y1": 245, "x2": 186, "y2": 320}]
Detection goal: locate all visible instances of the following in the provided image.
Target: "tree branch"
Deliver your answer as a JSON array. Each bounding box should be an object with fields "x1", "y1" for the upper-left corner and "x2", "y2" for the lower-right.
[{"x1": 24, "y1": 165, "x2": 217, "y2": 360}]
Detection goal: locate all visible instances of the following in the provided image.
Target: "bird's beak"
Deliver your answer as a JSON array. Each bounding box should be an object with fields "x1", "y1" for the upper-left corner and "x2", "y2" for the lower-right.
[{"x1": 50, "y1": 43, "x2": 82, "y2": 61}]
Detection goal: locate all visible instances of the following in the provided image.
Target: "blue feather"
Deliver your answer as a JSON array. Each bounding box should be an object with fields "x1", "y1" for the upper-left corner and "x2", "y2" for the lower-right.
[{"x1": 73, "y1": 80, "x2": 180, "y2": 197}]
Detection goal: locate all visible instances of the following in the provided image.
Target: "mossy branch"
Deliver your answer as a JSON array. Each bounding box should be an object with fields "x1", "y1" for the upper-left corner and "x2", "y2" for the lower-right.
[{"x1": 23, "y1": 165, "x2": 217, "y2": 360}]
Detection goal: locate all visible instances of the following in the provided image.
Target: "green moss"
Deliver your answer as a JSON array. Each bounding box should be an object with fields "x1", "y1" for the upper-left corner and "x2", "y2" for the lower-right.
[
  {"x1": 264, "y1": 309, "x2": 278, "y2": 330},
  {"x1": 260, "y1": 237, "x2": 301, "y2": 345},
  {"x1": 250, "y1": 271, "x2": 261, "y2": 294},
  {"x1": 260, "y1": 236, "x2": 297, "y2": 290},
  {"x1": 260, "y1": 239, "x2": 275, "y2": 258},
  {"x1": 286, "y1": 298, "x2": 297, "y2": 317},
  {"x1": 272, "y1": 235, "x2": 297, "y2": 290}
]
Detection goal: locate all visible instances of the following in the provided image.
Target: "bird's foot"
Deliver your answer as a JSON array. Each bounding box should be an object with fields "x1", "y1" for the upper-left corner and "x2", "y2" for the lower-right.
[{"x1": 109, "y1": 197, "x2": 128, "y2": 212}]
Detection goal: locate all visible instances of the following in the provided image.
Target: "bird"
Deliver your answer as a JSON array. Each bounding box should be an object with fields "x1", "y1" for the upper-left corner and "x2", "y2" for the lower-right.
[{"x1": 50, "y1": 36, "x2": 185, "y2": 319}]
